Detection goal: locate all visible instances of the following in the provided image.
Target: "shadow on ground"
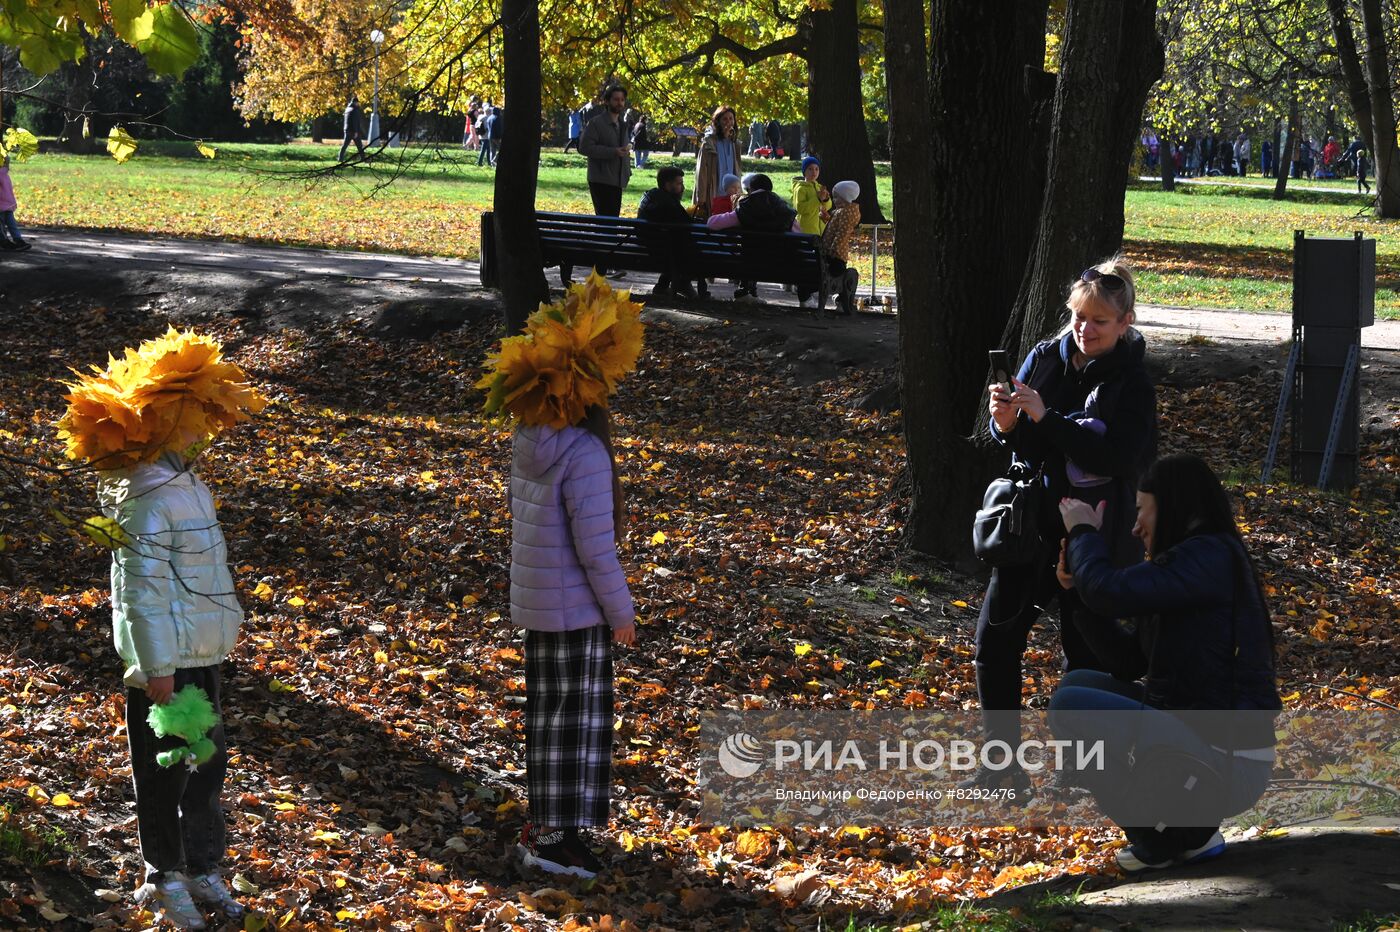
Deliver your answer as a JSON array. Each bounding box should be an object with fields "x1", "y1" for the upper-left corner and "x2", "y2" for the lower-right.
[{"x1": 991, "y1": 829, "x2": 1400, "y2": 931}]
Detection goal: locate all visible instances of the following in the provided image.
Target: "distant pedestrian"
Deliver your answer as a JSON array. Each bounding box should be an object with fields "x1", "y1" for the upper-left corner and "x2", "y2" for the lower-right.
[
  {"x1": 1356, "y1": 149, "x2": 1371, "y2": 194},
  {"x1": 564, "y1": 108, "x2": 583, "y2": 154},
  {"x1": 574, "y1": 84, "x2": 632, "y2": 280},
  {"x1": 630, "y1": 114, "x2": 652, "y2": 168},
  {"x1": 480, "y1": 107, "x2": 503, "y2": 167},
  {"x1": 476, "y1": 106, "x2": 493, "y2": 166},
  {"x1": 694, "y1": 105, "x2": 743, "y2": 216},
  {"x1": 0, "y1": 157, "x2": 32, "y2": 251},
  {"x1": 1260, "y1": 139, "x2": 1273, "y2": 177},
  {"x1": 339, "y1": 95, "x2": 367, "y2": 161},
  {"x1": 1233, "y1": 133, "x2": 1250, "y2": 177},
  {"x1": 749, "y1": 118, "x2": 763, "y2": 156},
  {"x1": 766, "y1": 118, "x2": 782, "y2": 159}
]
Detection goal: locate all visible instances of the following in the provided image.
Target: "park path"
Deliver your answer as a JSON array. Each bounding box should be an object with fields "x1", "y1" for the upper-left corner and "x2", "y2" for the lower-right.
[{"x1": 11, "y1": 225, "x2": 1400, "y2": 351}]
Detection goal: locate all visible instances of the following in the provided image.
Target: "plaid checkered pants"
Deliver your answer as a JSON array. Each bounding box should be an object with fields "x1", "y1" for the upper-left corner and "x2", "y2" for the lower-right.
[{"x1": 524, "y1": 625, "x2": 614, "y2": 828}]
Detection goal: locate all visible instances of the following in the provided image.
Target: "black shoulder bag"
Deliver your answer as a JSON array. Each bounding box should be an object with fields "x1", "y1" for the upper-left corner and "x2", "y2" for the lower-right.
[{"x1": 972, "y1": 461, "x2": 1044, "y2": 567}]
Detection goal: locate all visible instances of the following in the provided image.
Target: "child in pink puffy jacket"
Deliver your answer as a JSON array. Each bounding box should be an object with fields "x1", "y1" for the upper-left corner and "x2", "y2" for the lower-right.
[
  {"x1": 0, "y1": 158, "x2": 32, "y2": 251},
  {"x1": 511, "y1": 404, "x2": 636, "y2": 879}
]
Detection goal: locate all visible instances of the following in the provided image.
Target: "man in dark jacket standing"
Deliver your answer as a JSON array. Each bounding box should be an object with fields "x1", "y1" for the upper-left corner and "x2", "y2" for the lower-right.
[
  {"x1": 637, "y1": 166, "x2": 705, "y2": 299},
  {"x1": 482, "y1": 107, "x2": 503, "y2": 167},
  {"x1": 339, "y1": 95, "x2": 366, "y2": 162},
  {"x1": 576, "y1": 85, "x2": 632, "y2": 279},
  {"x1": 766, "y1": 118, "x2": 782, "y2": 159}
]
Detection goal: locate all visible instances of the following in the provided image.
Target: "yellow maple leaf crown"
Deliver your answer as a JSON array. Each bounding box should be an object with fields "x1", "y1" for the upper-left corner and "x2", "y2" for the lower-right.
[
  {"x1": 476, "y1": 271, "x2": 646, "y2": 429},
  {"x1": 57, "y1": 328, "x2": 267, "y2": 468}
]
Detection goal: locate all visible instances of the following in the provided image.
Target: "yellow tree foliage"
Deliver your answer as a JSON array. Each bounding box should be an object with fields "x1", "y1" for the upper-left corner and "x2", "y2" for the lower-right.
[
  {"x1": 58, "y1": 328, "x2": 266, "y2": 469},
  {"x1": 0, "y1": 0, "x2": 200, "y2": 75},
  {"x1": 476, "y1": 272, "x2": 645, "y2": 429},
  {"x1": 234, "y1": 0, "x2": 406, "y2": 122}
]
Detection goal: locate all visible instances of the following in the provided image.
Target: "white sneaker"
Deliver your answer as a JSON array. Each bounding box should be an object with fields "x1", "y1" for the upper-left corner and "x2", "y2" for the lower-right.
[
  {"x1": 134, "y1": 875, "x2": 207, "y2": 930},
  {"x1": 799, "y1": 296, "x2": 817, "y2": 309},
  {"x1": 188, "y1": 872, "x2": 245, "y2": 918}
]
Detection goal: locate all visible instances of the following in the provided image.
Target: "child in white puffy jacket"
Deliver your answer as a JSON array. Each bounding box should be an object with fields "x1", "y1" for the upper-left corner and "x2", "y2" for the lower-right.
[{"x1": 59, "y1": 329, "x2": 262, "y2": 930}]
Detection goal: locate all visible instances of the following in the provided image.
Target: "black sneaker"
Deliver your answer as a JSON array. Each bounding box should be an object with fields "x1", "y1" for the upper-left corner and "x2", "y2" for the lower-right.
[
  {"x1": 12, "y1": 240, "x2": 31, "y2": 252},
  {"x1": 517, "y1": 823, "x2": 599, "y2": 878},
  {"x1": 563, "y1": 828, "x2": 605, "y2": 875}
]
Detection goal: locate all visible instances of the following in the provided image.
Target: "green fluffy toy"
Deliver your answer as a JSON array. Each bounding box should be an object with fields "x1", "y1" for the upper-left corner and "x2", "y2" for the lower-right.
[{"x1": 147, "y1": 684, "x2": 220, "y2": 769}]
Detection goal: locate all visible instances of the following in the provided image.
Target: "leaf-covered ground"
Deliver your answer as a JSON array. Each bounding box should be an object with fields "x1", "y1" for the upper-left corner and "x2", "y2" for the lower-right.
[
  {"x1": 0, "y1": 277, "x2": 1397, "y2": 930},
  {"x1": 12, "y1": 141, "x2": 1397, "y2": 317}
]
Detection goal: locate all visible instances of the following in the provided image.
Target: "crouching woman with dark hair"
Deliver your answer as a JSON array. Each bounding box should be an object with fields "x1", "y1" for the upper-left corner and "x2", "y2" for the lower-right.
[{"x1": 1048, "y1": 453, "x2": 1282, "y2": 873}]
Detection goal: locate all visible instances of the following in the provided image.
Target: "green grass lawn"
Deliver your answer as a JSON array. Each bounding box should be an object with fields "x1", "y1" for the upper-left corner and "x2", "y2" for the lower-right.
[{"x1": 10, "y1": 140, "x2": 1396, "y2": 317}]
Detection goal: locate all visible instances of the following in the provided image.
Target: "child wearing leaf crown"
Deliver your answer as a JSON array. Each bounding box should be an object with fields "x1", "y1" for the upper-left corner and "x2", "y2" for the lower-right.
[
  {"x1": 477, "y1": 272, "x2": 644, "y2": 879},
  {"x1": 57, "y1": 328, "x2": 265, "y2": 930}
]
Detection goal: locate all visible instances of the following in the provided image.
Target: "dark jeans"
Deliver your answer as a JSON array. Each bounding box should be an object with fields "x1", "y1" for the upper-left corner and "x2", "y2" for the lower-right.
[
  {"x1": 562, "y1": 183, "x2": 624, "y2": 283},
  {"x1": 974, "y1": 549, "x2": 1101, "y2": 745},
  {"x1": 563, "y1": 137, "x2": 579, "y2": 153},
  {"x1": 338, "y1": 134, "x2": 366, "y2": 161},
  {"x1": 478, "y1": 138, "x2": 496, "y2": 166},
  {"x1": 1, "y1": 210, "x2": 24, "y2": 243},
  {"x1": 126, "y1": 666, "x2": 228, "y2": 881},
  {"x1": 1049, "y1": 669, "x2": 1273, "y2": 862}
]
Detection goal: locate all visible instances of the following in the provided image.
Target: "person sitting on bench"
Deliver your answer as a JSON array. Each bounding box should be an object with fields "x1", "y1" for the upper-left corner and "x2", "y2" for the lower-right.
[
  {"x1": 706, "y1": 173, "x2": 799, "y2": 301},
  {"x1": 637, "y1": 166, "x2": 707, "y2": 300},
  {"x1": 798, "y1": 180, "x2": 861, "y2": 314}
]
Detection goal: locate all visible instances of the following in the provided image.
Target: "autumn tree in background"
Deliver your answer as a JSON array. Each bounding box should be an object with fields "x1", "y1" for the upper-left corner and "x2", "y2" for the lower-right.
[
  {"x1": 234, "y1": 0, "x2": 404, "y2": 124},
  {"x1": 1149, "y1": 0, "x2": 1341, "y2": 200},
  {"x1": 623, "y1": 0, "x2": 889, "y2": 221},
  {"x1": 886, "y1": 0, "x2": 1162, "y2": 559}
]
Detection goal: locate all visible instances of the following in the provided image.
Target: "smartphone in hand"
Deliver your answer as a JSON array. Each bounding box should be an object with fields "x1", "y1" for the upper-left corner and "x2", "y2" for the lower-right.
[{"x1": 988, "y1": 349, "x2": 1014, "y2": 397}]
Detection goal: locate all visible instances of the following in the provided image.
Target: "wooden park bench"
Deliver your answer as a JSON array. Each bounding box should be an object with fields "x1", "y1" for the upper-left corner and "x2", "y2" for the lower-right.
[{"x1": 479, "y1": 211, "x2": 828, "y2": 315}]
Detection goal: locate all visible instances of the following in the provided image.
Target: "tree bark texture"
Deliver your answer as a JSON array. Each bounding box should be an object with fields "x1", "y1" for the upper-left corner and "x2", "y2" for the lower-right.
[
  {"x1": 807, "y1": 0, "x2": 887, "y2": 222},
  {"x1": 1325, "y1": 0, "x2": 1375, "y2": 160},
  {"x1": 886, "y1": 0, "x2": 1049, "y2": 559},
  {"x1": 493, "y1": 0, "x2": 549, "y2": 333},
  {"x1": 1359, "y1": 0, "x2": 1400, "y2": 217},
  {"x1": 1007, "y1": 0, "x2": 1164, "y2": 358}
]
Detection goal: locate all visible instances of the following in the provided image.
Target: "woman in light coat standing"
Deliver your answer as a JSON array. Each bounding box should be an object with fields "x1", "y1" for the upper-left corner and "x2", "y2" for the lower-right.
[
  {"x1": 478, "y1": 274, "x2": 643, "y2": 879},
  {"x1": 694, "y1": 105, "x2": 743, "y2": 217}
]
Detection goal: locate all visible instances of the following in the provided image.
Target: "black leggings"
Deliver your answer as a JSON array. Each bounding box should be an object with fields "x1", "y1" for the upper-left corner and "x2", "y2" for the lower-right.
[{"x1": 974, "y1": 550, "x2": 1102, "y2": 743}]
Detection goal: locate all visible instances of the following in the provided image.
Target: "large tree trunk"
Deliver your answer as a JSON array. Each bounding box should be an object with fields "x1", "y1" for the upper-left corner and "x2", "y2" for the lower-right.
[
  {"x1": 808, "y1": 0, "x2": 887, "y2": 222},
  {"x1": 1007, "y1": 0, "x2": 1163, "y2": 356},
  {"x1": 886, "y1": 0, "x2": 1049, "y2": 559},
  {"x1": 1325, "y1": 0, "x2": 1375, "y2": 159},
  {"x1": 493, "y1": 0, "x2": 549, "y2": 332},
  {"x1": 1359, "y1": 0, "x2": 1400, "y2": 217}
]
